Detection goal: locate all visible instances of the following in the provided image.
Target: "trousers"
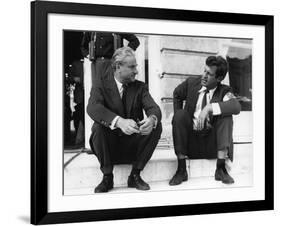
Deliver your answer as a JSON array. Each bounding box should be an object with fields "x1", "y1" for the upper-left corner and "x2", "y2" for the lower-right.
[
  {"x1": 89, "y1": 123, "x2": 162, "y2": 174},
  {"x1": 172, "y1": 109, "x2": 234, "y2": 160},
  {"x1": 91, "y1": 58, "x2": 111, "y2": 84}
]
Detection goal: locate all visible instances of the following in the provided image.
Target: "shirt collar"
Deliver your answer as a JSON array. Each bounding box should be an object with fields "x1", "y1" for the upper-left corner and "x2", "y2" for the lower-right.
[
  {"x1": 199, "y1": 86, "x2": 217, "y2": 97},
  {"x1": 114, "y1": 76, "x2": 123, "y2": 92}
]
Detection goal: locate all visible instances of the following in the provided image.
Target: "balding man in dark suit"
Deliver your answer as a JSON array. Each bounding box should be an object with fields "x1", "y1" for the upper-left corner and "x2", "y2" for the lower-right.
[{"x1": 87, "y1": 47, "x2": 162, "y2": 193}]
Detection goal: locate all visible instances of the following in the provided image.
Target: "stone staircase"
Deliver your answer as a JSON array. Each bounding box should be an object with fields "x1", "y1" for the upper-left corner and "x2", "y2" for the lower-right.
[{"x1": 64, "y1": 143, "x2": 252, "y2": 195}]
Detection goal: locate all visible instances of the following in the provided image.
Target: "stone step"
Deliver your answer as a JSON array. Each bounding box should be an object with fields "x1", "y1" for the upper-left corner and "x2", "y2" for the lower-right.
[
  {"x1": 64, "y1": 173, "x2": 252, "y2": 196},
  {"x1": 64, "y1": 143, "x2": 252, "y2": 190}
]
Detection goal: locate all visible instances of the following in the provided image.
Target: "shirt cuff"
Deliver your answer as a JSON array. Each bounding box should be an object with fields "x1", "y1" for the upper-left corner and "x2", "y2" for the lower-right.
[
  {"x1": 149, "y1": 115, "x2": 158, "y2": 129},
  {"x1": 109, "y1": 116, "x2": 120, "y2": 130},
  {"x1": 212, "y1": 103, "x2": 221, "y2": 115}
]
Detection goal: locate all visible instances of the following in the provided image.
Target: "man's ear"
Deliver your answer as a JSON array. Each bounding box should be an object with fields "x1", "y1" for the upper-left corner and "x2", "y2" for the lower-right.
[
  {"x1": 116, "y1": 62, "x2": 122, "y2": 70},
  {"x1": 115, "y1": 63, "x2": 120, "y2": 71},
  {"x1": 216, "y1": 76, "x2": 224, "y2": 82}
]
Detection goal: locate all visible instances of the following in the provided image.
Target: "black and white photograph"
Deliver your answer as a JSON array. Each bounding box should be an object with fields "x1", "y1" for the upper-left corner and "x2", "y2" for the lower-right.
[
  {"x1": 28, "y1": 0, "x2": 274, "y2": 225},
  {"x1": 63, "y1": 31, "x2": 253, "y2": 196},
  {"x1": 2, "y1": 0, "x2": 281, "y2": 225}
]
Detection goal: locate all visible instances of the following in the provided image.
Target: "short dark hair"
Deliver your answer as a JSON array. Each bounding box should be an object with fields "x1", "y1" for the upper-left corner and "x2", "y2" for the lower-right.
[{"x1": 205, "y1": 56, "x2": 228, "y2": 80}]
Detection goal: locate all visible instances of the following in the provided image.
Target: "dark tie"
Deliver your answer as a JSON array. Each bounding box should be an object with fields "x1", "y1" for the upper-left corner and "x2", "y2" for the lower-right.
[
  {"x1": 122, "y1": 84, "x2": 128, "y2": 116},
  {"x1": 201, "y1": 89, "x2": 209, "y2": 110}
]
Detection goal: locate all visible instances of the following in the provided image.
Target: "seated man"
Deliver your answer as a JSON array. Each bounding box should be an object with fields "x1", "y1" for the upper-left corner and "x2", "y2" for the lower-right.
[
  {"x1": 87, "y1": 47, "x2": 162, "y2": 193},
  {"x1": 169, "y1": 56, "x2": 241, "y2": 186}
]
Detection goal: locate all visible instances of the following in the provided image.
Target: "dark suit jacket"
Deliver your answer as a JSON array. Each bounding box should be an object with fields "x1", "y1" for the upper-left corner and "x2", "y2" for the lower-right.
[
  {"x1": 87, "y1": 67, "x2": 161, "y2": 130},
  {"x1": 173, "y1": 77, "x2": 241, "y2": 116},
  {"x1": 173, "y1": 77, "x2": 241, "y2": 160}
]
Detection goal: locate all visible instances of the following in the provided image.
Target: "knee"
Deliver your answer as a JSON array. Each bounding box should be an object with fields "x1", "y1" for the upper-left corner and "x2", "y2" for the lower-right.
[
  {"x1": 215, "y1": 116, "x2": 233, "y2": 127},
  {"x1": 172, "y1": 110, "x2": 191, "y2": 126},
  {"x1": 90, "y1": 123, "x2": 112, "y2": 152},
  {"x1": 91, "y1": 123, "x2": 109, "y2": 138},
  {"x1": 214, "y1": 116, "x2": 233, "y2": 134},
  {"x1": 146, "y1": 122, "x2": 162, "y2": 140},
  {"x1": 153, "y1": 122, "x2": 162, "y2": 138}
]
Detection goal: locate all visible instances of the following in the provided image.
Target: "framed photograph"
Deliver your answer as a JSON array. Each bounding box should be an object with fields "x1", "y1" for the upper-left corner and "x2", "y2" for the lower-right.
[{"x1": 31, "y1": 0, "x2": 273, "y2": 224}]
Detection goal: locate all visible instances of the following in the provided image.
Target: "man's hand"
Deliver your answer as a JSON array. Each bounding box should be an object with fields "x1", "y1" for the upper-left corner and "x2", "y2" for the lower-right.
[
  {"x1": 195, "y1": 104, "x2": 213, "y2": 131},
  {"x1": 116, "y1": 117, "x2": 140, "y2": 135},
  {"x1": 138, "y1": 117, "x2": 155, "y2": 135}
]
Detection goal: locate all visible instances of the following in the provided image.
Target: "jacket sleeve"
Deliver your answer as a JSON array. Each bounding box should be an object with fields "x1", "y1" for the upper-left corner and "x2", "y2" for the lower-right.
[
  {"x1": 141, "y1": 84, "x2": 162, "y2": 122},
  {"x1": 218, "y1": 98, "x2": 241, "y2": 116},
  {"x1": 173, "y1": 79, "x2": 188, "y2": 112},
  {"x1": 86, "y1": 80, "x2": 118, "y2": 127},
  {"x1": 121, "y1": 34, "x2": 140, "y2": 50},
  {"x1": 80, "y1": 32, "x2": 91, "y2": 58}
]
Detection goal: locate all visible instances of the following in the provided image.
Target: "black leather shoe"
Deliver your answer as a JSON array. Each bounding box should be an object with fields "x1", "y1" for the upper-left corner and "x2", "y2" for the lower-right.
[
  {"x1": 128, "y1": 174, "x2": 150, "y2": 190},
  {"x1": 215, "y1": 167, "x2": 234, "y2": 184},
  {"x1": 94, "y1": 174, "x2": 114, "y2": 193},
  {"x1": 169, "y1": 170, "x2": 188, "y2": 186}
]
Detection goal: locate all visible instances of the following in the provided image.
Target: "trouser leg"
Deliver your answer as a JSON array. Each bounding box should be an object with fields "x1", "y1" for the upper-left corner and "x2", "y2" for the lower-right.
[
  {"x1": 214, "y1": 116, "x2": 235, "y2": 184},
  {"x1": 121, "y1": 123, "x2": 162, "y2": 171},
  {"x1": 170, "y1": 110, "x2": 190, "y2": 185},
  {"x1": 91, "y1": 59, "x2": 112, "y2": 83},
  {"x1": 89, "y1": 124, "x2": 117, "y2": 175},
  {"x1": 214, "y1": 116, "x2": 233, "y2": 158},
  {"x1": 172, "y1": 109, "x2": 193, "y2": 159}
]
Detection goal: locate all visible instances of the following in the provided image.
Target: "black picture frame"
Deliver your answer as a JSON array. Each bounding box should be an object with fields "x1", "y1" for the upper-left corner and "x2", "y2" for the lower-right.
[{"x1": 31, "y1": 0, "x2": 274, "y2": 224}]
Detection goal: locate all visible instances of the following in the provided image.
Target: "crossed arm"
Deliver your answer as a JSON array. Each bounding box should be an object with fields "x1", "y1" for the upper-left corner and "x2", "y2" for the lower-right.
[{"x1": 173, "y1": 79, "x2": 241, "y2": 131}]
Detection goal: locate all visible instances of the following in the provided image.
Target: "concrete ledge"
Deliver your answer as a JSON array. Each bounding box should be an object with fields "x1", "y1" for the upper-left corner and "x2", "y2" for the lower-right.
[
  {"x1": 64, "y1": 173, "x2": 253, "y2": 196},
  {"x1": 64, "y1": 143, "x2": 252, "y2": 190}
]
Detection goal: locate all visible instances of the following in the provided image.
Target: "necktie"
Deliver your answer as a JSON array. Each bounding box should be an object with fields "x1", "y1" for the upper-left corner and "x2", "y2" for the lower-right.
[
  {"x1": 122, "y1": 84, "x2": 128, "y2": 116},
  {"x1": 201, "y1": 89, "x2": 209, "y2": 110}
]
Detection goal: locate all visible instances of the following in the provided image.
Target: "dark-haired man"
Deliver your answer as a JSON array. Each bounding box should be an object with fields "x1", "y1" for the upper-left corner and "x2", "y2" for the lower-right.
[{"x1": 169, "y1": 56, "x2": 241, "y2": 186}]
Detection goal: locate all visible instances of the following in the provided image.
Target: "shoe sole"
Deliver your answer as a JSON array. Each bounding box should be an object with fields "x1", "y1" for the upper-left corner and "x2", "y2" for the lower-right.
[
  {"x1": 128, "y1": 181, "x2": 150, "y2": 190},
  {"x1": 94, "y1": 185, "x2": 113, "y2": 193},
  {"x1": 221, "y1": 180, "x2": 234, "y2": 184},
  {"x1": 215, "y1": 175, "x2": 234, "y2": 184},
  {"x1": 215, "y1": 176, "x2": 222, "y2": 181},
  {"x1": 169, "y1": 176, "x2": 188, "y2": 186}
]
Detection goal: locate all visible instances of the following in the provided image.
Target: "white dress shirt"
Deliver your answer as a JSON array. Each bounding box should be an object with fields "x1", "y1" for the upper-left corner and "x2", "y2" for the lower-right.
[
  {"x1": 109, "y1": 77, "x2": 123, "y2": 130},
  {"x1": 109, "y1": 77, "x2": 158, "y2": 130},
  {"x1": 193, "y1": 86, "x2": 232, "y2": 129}
]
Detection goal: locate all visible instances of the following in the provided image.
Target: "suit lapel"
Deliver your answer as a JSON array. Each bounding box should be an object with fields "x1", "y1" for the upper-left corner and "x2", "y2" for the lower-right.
[
  {"x1": 103, "y1": 73, "x2": 125, "y2": 116},
  {"x1": 124, "y1": 82, "x2": 136, "y2": 118},
  {"x1": 210, "y1": 83, "x2": 221, "y2": 103},
  {"x1": 189, "y1": 80, "x2": 202, "y2": 112}
]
